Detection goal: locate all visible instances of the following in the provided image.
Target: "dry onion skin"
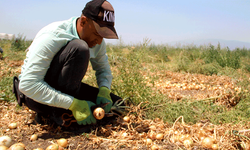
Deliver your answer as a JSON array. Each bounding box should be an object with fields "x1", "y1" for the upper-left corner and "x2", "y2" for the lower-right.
[
  {"x1": 93, "y1": 107, "x2": 105, "y2": 120},
  {"x1": 0, "y1": 136, "x2": 12, "y2": 147}
]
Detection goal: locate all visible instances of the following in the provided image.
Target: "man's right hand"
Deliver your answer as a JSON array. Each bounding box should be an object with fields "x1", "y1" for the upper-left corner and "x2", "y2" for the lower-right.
[{"x1": 69, "y1": 98, "x2": 96, "y2": 125}]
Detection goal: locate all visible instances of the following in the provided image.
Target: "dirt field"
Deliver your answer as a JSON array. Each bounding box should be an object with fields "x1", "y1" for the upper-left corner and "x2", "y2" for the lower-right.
[{"x1": 1, "y1": 59, "x2": 250, "y2": 150}]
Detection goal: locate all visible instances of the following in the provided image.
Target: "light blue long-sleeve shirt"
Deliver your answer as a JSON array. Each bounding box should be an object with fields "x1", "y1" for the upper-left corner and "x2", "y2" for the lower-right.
[{"x1": 19, "y1": 17, "x2": 112, "y2": 109}]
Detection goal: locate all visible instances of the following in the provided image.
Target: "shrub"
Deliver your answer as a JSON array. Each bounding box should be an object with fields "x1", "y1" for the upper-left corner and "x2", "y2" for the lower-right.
[{"x1": 11, "y1": 34, "x2": 31, "y2": 51}]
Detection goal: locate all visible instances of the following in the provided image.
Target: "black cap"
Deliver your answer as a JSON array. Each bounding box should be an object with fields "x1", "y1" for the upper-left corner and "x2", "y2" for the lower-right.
[{"x1": 82, "y1": 0, "x2": 118, "y2": 39}]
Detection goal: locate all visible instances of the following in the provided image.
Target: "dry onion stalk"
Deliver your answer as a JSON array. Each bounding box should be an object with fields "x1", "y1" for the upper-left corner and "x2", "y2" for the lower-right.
[{"x1": 110, "y1": 97, "x2": 131, "y2": 116}]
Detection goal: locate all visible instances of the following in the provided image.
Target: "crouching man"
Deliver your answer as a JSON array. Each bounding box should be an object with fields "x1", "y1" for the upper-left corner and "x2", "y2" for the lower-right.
[{"x1": 13, "y1": 0, "x2": 122, "y2": 132}]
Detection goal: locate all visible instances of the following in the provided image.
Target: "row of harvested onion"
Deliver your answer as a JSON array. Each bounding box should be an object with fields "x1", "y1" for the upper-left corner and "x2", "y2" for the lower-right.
[
  {"x1": 0, "y1": 135, "x2": 68, "y2": 150},
  {"x1": 96, "y1": 115, "x2": 249, "y2": 150}
]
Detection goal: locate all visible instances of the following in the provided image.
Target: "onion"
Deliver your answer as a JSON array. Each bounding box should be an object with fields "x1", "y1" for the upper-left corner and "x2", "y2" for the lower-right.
[
  {"x1": 46, "y1": 144, "x2": 58, "y2": 150},
  {"x1": 145, "y1": 138, "x2": 152, "y2": 145},
  {"x1": 0, "y1": 146, "x2": 8, "y2": 150},
  {"x1": 93, "y1": 107, "x2": 105, "y2": 120},
  {"x1": 149, "y1": 125, "x2": 156, "y2": 131},
  {"x1": 33, "y1": 148, "x2": 43, "y2": 150},
  {"x1": 154, "y1": 118, "x2": 161, "y2": 122},
  {"x1": 155, "y1": 133, "x2": 164, "y2": 140},
  {"x1": 8, "y1": 123, "x2": 17, "y2": 129},
  {"x1": 179, "y1": 134, "x2": 186, "y2": 142},
  {"x1": 121, "y1": 132, "x2": 128, "y2": 138},
  {"x1": 157, "y1": 124, "x2": 164, "y2": 130},
  {"x1": 123, "y1": 116, "x2": 130, "y2": 123},
  {"x1": 30, "y1": 134, "x2": 38, "y2": 141},
  {"x1": 171, "y1": 134, "x2": 180, "y2": 143},
  {"x1": 139, "y1": 132, "x2": 147, "y2": 138},
  {"x1": 151, "y1": 144, "x2": 159, "y2": 150},
  {"x1": 46, "y1": 144, "x2": 63, "y2": 150},
  {"x1": 183, "y1": 138, "x2": 193, "y2": 148},
  {"x1": 201, "y1": 137, "x2": 215, "y2": 148},
  {"x1": 148, "y1": 132, "x2": 156, "y2": 140},
  {"x1": 197, "y1": 128, "x2": 206, "y2": 138},
  {"x1": 9, "y1": 143, "x2": 25, "y2": 150},
  {"x1": 211, "y1": 144, "x2": 219, "y2": 150},
  {"x1": 57, "y1": 138, "x2": 68, "y2": 148},
  {"x1": 0, "y1": 136, "x2": 12, "y2": 147}
]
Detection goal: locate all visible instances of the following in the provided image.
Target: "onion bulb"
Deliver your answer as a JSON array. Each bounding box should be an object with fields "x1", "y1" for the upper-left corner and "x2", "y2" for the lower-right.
[
  {"x1": 149, "y1": 125, "x2": 157, "y2": 131},
  {"x1": 46, "y1": 144, "x2": 63, "y2": 150},
  {"x1": 123, "y1": 116, "x2": 130, "y2": 122},
  {"x1": 9, "y1": 143, "x2": 25, "y2": 150},
  {"x1": 145, "y1": 138, "x2": 152, "y2": 145},
  {"x1": 0, "y1": 146, "x2": 8, "y2": 150},
  {"x1": 154, "y1": 118, "x2": 161, "y2": 122},
  {"x1": 30, "y1": 134, "x2": 38, "y2": 141},
  {"x1": 197, "y1": 128, "x2": 206, "y2": 138},
  {"x1": 0, "y1": 136, "x2": 12, "y2": 147},
  {"x1": 157, "y1": 124, "x2": 164, "y2": 130},
  {"x1": 151, "y1": 144, "x2": 159, "y2": 150},
  {"x1": 201, "y1": 137, "x2": 215, "y2": 148},
  {"x1": 93, "y1": 107, "x2": 105, "y2": 120},
  {"x1": 121, "y1": 132, "x2": 128, "y2": 138},
  {"x1": 139, "y1": 132, "x2": 147, "y2": 138},
  {"x1": 8, "y1": 123, "x2": 17, "y2": 129},
  {"x1": 57, "y1": 138, "x2": 68, "y2": 148},
  {"x1": 211, "y1": 144, "x2": 219, "y2": 150},
  {"x1": 148, "y1": 132, "x2": 156, "y2": 140},
  {"x1": 33, "y1": 148, "x2": 43, "y2": 150},
  {"x1": 183, "y1": 138, "x2": 193, "y2": 148},
  {"x1": 155, "y1": 133, "x2": 164, "y2": 140}
]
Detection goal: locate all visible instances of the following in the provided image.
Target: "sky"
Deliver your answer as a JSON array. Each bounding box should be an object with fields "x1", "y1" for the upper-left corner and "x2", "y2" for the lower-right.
[{"x1": 1, "y1": 0, "x2": 250, "y2": 48}]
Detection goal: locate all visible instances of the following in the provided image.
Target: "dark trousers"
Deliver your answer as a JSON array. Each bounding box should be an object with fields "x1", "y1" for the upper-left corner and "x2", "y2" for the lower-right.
[{"x1": 19, "y1": 39, "x2": 121, "y2": 116}]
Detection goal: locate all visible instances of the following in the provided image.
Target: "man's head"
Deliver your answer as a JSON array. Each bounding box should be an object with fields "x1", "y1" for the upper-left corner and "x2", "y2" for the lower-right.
[
  {"x1": 77, "y1": 0, "x2": 118, "y2": 47},
  {"x1": 82, "y1": 0, "x2": 118, "y2": 39}
]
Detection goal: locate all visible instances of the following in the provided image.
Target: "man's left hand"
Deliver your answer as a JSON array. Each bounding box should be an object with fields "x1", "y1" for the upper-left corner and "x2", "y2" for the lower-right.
[{"x1": 96, "y1": 87, "x2": 113, "y2": 113}]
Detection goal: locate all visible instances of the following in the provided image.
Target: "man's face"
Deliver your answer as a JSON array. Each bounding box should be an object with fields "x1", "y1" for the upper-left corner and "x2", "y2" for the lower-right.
[{"x1": 81, "y1": 19, "x2": 103, "y2": 48}]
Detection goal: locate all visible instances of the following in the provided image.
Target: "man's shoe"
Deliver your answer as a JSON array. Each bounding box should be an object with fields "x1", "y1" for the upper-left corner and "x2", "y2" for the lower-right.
[
  {"x1": 12, "y1": 76, "x2": 25, "y2": 106},
  {"x1": 34, "y1": 113, "x2": 50, "y2": 125}
]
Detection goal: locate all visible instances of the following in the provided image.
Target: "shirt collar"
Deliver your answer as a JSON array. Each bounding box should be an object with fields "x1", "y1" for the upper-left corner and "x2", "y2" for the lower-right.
[{"x1": 72, "y1": 17, "x2": 80, "y2": 39}]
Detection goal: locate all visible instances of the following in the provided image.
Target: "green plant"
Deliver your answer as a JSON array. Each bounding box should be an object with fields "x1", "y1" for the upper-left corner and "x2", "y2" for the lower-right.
[
  {"x1": 11, "y1": 33, "x2": 32, "y2": 51},
  {"x1": 201, "y1": 44, "x2": 241, "y2": 70},
  {"x1": 1, "y1": 37, "x2": 250, "y2": 126}
]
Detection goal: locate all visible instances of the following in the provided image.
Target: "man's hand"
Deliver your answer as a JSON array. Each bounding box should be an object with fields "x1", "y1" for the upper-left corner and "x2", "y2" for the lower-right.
[
  {"x1": 96, "y1": 87, "x2": 113, "y2": 113},
  {"x1": 69, "y1": 98, "x2": 96, "y2": 125}
]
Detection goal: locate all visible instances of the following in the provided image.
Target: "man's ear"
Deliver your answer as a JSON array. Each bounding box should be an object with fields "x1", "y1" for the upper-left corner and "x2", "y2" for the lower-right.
[{"x1": 80, "y1": 15, "x2": 87, "y2": 27}]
